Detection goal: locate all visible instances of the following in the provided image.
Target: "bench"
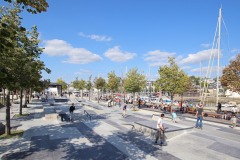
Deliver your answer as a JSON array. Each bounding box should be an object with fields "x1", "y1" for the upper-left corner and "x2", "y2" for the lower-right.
[
  {"x1": 188, "y1": 108, "x2": 196, "y2": 114},
  {"x1": 205, "y1": 112, "x2": 222, "y2": 118}
]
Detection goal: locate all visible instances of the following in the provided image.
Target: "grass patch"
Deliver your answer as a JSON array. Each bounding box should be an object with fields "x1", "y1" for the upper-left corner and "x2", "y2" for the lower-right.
[
  {"x1": 0, "y1": 130, "x2": 24, "y2": 139},
  {"x1": 14, "y1": 113, "x2": 30, "y2": 117}
]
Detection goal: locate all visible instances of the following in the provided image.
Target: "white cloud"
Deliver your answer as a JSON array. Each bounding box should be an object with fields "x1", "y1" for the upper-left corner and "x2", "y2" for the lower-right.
[
  {"x1": 79, "y1": 32, "x2": 112, "y2": 42},
  {"x1": 43, "y1": 39, "x2": 102, "y2": 64},
  {"x1": 180, "y1": 49, "x2": 217, "y2": 65},
  {"x1": 229, "y1": 55, "x2": 236, "y2": 61},
  {"x1": 190, "y1": 66, "x2": 224, "y2": 76},
  {"x1": 231, "y1": 48, "x2": 239, "y2": 53},
  {"x1": 144, "y1": 50, "x2": 176, "y2": 67},
  {"x1": 104, "y1": 46, "x2": 136, "y2": 62},
  {"x1": 180, "y1": 66, "x2": 191, "y2": 70},
  {"x1": 75, "y1": 69, "x2": 92, "y2": 75},
  {"x1": 201, "y1": 43, "x2": 211, "y2": 48}
]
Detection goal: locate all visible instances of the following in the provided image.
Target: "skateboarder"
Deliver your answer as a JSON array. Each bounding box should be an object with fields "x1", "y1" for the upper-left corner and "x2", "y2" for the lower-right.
[{"x1": 155, "y1": 113, "x2": 167, "y2": 146}]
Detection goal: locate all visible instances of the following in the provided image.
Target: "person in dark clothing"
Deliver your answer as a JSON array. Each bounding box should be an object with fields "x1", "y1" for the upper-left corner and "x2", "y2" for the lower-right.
[
  {"x1": 138, "y1": 97, "x2": 141, "y2": 108},
  {"x1": 217, "y1": 102, "x2": 222, "y2": 113},
  {"x1": 122, "y1": 104, "x2": 127, "y2": 117},
  {"x1": 195, "y1": 104, "x2": 204, "y2": 129},
  {"x1": 69, "y1": 103, "x2": 75, "y2": 122}
]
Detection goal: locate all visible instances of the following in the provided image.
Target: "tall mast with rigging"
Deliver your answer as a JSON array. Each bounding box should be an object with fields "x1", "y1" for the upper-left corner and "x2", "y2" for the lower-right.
[
  {"x1": 201, "y1": 7, "x2": 222, "y2": 106},
  {"x1": 216, "y1": 7, "x2": 222, "y2": 105}
]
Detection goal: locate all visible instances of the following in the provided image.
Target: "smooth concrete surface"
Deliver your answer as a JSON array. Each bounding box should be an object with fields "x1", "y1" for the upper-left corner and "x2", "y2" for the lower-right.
[{"x1": 0, "y1": 96, "x2": 239, "y2": 160}]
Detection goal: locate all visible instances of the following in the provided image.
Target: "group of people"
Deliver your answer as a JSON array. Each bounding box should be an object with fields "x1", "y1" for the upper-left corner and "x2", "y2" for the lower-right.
[{"x1": 195, "y1": 104, "x2": 238, "y2": 129}]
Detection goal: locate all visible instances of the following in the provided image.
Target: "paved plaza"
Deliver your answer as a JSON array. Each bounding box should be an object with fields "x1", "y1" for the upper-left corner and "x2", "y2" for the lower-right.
[{"x1": 0, "y1": 96, "x2": 240, "y2": 160}]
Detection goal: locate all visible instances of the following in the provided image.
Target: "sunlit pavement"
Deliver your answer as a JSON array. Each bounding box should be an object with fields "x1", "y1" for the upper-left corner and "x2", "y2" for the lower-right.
[{"x1": 0, "y1": 96, "x2": 239, "y2": 160}]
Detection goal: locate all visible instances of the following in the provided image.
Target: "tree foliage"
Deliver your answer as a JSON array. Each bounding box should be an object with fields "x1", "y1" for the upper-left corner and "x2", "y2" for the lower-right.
[
  {"x1": 221, "y1": 54, "x2": 240, "y2": 93},
  {"x1": 123, "y1": 68, "x2": 146, "y2": 95},
  {"x1": 94, "y1": 77, "x2": 106, "y2": 103},
  {"x1": 156, "y1": 57, "x2": 189, "y2": 99},
  {"x1": 4, "y1": 0, "x2": 49, "y2": 14},
  {"x1": 86, "y1": 75, "x2": 92, "y2": 100},
  {"x1": 56, "y1": 78, "x2": 67, "y2": 91},
  {"x1": 94, "y1": 77, "x2": 106, "y2": 90},
  {"x1": 189, "y1": 76, "x2": 200, "y2": 86},
  {"x1": 72, "y1": 77, "x2": 85, "y2": 97},
  {"x1": 107, "y1": 71, "x2": 119, "y2": 96},
  {"x1": 0, "y1": 3, "x2": 50, "y2": 135}
]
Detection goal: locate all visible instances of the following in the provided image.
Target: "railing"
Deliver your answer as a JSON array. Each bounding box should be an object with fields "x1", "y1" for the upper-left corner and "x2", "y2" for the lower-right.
[{"x1": 84, "y1": 110, "x2": 92, "y2": 121}]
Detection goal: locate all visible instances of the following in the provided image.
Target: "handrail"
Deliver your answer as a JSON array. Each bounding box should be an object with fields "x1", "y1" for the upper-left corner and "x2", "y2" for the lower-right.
[{"x1": 84, "y1": 110, "x2": 92, "y2": 120}]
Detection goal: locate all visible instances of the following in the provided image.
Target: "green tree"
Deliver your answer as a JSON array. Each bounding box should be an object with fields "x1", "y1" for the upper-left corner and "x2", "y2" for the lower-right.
[
  {"x1": 221, "y1": 53, "x2": 240, "y2": 93},
  {"x1": 86, "y1": 75, "x2": 93, "y2": 100},
  {"x1": 189, "y1": 76, "x2": 200, "y2": 86},
  {"x1": 56, "y1": 78, "x2": 67, "y2": 91},
  {"x1": 33, "y1": 79, "x2": 50, "y2": 93},
  {"x1": 0, "y1": 5, "x2": 26, "y2": 135},
  {"x1": 156, "y1": 57, "x2": 189, "y2": 112},
  {"x1": 13, "y1": 26, "x2": 50, "y2": 114},
  {"x1": 0, "y1": 4, "x2": 50, "y2": 135},
  {"x1": 94, "y1": 77, "x2": 106, "y2": 103},
  {"x1": 4, "y1": 0, "x2": 49, "y2": 14},
  {"x1": 72, "y1": 77, "x2": 79, "y2": 90},
  {"x1": 72, "y1": 77, "x2": 85, "y2": 98},
  {"x1": 107, "y1": 71, "x2": 120, "y2": 99},
  {"x1": 124, "y1": 68, "x2": 146, "y2": 102}
]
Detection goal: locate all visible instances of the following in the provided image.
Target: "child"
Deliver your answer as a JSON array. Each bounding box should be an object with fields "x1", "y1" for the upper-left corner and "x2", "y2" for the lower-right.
[
  {"x1": 230, "y1": 115, "x2": 237, "y2": 128},
  {"x1": 172, "y1": 110, "x2": 177, "y2": 123}
]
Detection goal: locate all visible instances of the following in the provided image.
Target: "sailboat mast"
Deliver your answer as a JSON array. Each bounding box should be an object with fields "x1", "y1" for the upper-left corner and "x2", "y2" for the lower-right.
[
  {"x1": 216, "y1": 7, "x2": 222, "y2": 105},
  {"x1": 200, "y1": 61, "x2": 202, "y2": 98}
]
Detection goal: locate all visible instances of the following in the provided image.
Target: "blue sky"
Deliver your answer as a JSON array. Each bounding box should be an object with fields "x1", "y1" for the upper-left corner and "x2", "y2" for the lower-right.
[{"x1": 8, "y1": 0, "x2": 240, "y2": 83}]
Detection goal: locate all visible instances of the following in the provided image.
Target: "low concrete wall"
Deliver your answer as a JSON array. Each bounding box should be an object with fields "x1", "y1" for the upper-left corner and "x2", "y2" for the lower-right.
[
  {"x1": 45, "y1": 113, "x2": 58, "y2": 120},
  {"x1": 133, "y1": 122, "x2": 193, "y2": 140}
]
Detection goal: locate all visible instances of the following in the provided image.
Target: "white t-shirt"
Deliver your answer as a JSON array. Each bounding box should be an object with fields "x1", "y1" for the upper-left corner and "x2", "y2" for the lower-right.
[
  {"x1": 231, "y1": 107, "x2": 236, "y2": 113},
  {"x1": 157, "y1": 118, "x2": 163, "y2": 129}
]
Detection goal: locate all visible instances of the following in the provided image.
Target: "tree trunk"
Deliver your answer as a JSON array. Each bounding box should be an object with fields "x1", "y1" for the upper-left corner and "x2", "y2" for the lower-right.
[
  {"x1": 19, "y1": 89, "x2": 23, "y2": 115},
  {"x1": 133, "y1": 92, "x2": 136, "y2": 110},
  {"x1": 180, "y1": 94, "x2": 183, "y2": 113},
  {"x1": 97, "y1": 90, "x2": 99, "y2": 104},
  {"x1": 29, "y1": 88, "x2": 32, "y2": 101},
  {"x1": 88, "y1": 90, "x2": 90, "y2": 101},
  {"x1": 5, "y1": 92, "x2": 11, "y2": 135},
  {"x1": 16, "y1": 90, "x2": 19, "y2": 100},
  {"x1": 170, "y1": 93, "x2": 174, "y2": 113},
  {"x1": 11, "y1": 91, "x2": 14, "y2": 102},
  {"x1": 3, "y1": 88, "x2": 6, "y2": 106}
]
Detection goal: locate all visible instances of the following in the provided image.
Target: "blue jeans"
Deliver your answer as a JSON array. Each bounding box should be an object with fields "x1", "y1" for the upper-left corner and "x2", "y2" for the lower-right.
[{"x1": 196, "y1": 116, "x2": 203, "y2": 128}]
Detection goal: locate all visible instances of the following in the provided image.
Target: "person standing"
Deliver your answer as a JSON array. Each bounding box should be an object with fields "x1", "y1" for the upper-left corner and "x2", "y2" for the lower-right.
[
  {"x1": 230, "y1": 114, "x2": 237, "y2": 129},
  {"x1": 116, "y1": 98, "x2": 121, "y2": 108},
  {"x1": 217, "y1": 102, "x2": 222, "y2": 113},
  {"x1": 195, "y1": 104, "x2": 204, "y2": 129},
  {"x1": 155, "y1": 113, "x2": 167, "y2": 146},
  {"x1": 231, "y1": 106, "x2": 237, "y2": 115},
  {"x1": 69, "y1": 103, "x2": 75, "y2": 122},
  {"x1": 171, "y1": 110, "x2": 177, "y2": 123},
  {"x1": 138, "y1": 97, "x2": 141, "y2": 108},
  {"x1": 122, "y1": 104, "x2": 127, "y2": 118}
]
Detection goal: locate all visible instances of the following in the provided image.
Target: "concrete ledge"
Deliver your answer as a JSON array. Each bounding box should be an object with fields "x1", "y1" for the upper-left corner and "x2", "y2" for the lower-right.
[
  {"x1": 133, "y1": 120, "x2": 193, "y2": 139},
  {"x1": 152, "y1": 114, "x2": 159, "y2": 121},
  {"x1": 45, "y1": 113, "x2": 58, "y2": 120}
]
